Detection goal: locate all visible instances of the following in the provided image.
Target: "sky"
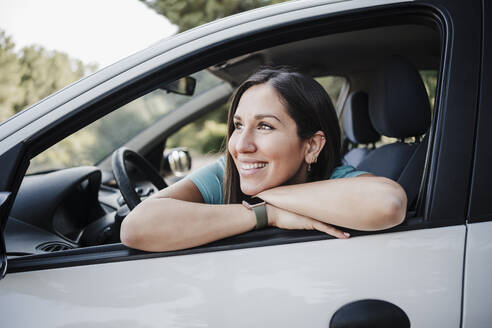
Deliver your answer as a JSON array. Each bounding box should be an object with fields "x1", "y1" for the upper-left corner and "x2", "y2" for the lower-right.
[{"x1": 0, "y1": 0, "x2": 178, "y2": 69}]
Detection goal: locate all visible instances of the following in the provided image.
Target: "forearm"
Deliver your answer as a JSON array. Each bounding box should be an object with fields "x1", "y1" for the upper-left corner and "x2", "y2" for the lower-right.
[
  {"x1": 257, "y1": 176, "x2": 407, "y2": 231},
  {"x1": 120, "y1": 198, "x2": 256, "y2": 252}
]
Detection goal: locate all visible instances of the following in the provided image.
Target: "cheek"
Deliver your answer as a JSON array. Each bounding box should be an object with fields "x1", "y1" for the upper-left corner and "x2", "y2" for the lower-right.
[
  {"x1": 227, "y1": 134, "x2": 237, "y2": 156},
  {"x1": 269, "y1": 136, "x2": 304, "y2": 160},
  {"x1": 266, "y1": 137, "x2": 305, "y2": 173}
]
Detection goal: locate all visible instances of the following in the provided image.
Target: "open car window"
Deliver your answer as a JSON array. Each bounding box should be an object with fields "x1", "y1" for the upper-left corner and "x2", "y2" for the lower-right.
[{"x1": 27, "y1": 70, "x2": 223, "y2": 175}]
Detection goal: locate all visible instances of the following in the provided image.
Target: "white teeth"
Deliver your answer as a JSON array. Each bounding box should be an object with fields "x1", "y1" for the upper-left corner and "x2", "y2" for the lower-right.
[{"x1": 241, "y1": 162, "x2": 267, "y2": 170}]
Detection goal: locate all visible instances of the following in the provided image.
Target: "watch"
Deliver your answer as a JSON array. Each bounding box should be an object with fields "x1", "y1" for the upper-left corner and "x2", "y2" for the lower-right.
[{"x1": 242, "y1": 197, "x2": 268, "y2": 230}]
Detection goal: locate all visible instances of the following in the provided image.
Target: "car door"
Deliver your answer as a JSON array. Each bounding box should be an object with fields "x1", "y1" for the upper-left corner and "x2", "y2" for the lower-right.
[
  {"x1": 462, "y1": 0, "x2": 492, "y2": 326},
  {"x1": 0, "y1": 0, "x2": 480, "y2": 327}
]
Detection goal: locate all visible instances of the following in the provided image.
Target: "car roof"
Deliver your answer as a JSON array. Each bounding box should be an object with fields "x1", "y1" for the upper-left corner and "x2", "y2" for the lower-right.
[{"x1": 209, "y1": 23, "x2": 440, "y2": 86}]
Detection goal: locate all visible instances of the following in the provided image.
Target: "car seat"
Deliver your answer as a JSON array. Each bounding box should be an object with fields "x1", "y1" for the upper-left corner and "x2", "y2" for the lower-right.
[
  {"x1": 342, "y1": 90, "x2": 380, "y2": 167},
  {"x1": 357, "y1": 56, "x2": 431, "y2": 209}
]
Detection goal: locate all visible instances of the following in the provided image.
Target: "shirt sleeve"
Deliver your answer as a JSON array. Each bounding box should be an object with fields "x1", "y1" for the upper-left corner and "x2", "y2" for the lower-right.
[
  {"x1": 186, "y1": 157, "x2": 225, "y2": 204},
  {"x1": 330, "y1": 165, "x2": 369, "y2": 179}
]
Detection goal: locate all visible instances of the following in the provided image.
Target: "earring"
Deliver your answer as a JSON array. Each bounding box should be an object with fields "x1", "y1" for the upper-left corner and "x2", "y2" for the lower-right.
[{"x1": 307, "y1": 156, "x2": 317, "y2": 173}]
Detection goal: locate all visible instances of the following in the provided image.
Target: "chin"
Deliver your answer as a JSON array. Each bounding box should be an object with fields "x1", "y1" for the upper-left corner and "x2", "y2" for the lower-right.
[
  {"x1": 240, "y1": 184, "x2": 264, "y2": 196},
  {"x1": 241, "y1": 188, "x2": 259, "y2": 196}
]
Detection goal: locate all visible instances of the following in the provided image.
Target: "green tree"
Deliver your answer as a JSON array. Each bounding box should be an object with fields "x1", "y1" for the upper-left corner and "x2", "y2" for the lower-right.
[
  {"x1": 0, "y1": 30, "x2": 23, "y2": 121},
  {"x1": 0, "y1": 29, "x2": 97, "y2": 122},
  {"x1": 140, "y1": 0, "x2": 287, "y2": 32},
  {"x1": 15, "y1": 46, "x2": 96, "y2": 114}
]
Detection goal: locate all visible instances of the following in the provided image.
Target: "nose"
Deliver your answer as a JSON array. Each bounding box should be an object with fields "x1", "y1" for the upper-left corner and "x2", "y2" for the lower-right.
[{"x1": 235, "y1": 128, "x2": 257, "y2": 153}]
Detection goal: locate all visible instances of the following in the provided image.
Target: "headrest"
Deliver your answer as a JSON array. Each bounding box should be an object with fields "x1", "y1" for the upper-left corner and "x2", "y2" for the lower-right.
[
  {"x1": 369, "y1": 56, "x2": 431, "y2": 138},
  {"x1": 343, "y1": 91, "x2": 380, "y2": 144}
]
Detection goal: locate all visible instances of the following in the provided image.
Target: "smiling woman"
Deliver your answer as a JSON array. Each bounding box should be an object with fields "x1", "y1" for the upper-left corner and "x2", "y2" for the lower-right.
[
  {"x1": 120, "y1": 68, "x2": 407, "y2": 252},
  {"x1": 225, "y1": 69, "x2": 344, "y2": 202},
  {"x1": 230, "y1": 84, "x2": 311, "y2": 196}
]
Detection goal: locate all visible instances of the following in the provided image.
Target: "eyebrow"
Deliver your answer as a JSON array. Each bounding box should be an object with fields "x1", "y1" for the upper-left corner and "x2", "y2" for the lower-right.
[{"x1": 234, "y1": 114, "x2": 284, "y2": 124}]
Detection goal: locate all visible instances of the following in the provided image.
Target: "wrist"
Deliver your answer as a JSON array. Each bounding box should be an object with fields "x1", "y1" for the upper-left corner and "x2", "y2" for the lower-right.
[
  {"x1": 242, "y1": 197, "x2": 269, "y2": 230},
  {"x1": 265, "y1": 203, "x2": 277, "y2": 227},
  {"x1": 242, "y1": 204, "x2": 258, "y2": 230}
]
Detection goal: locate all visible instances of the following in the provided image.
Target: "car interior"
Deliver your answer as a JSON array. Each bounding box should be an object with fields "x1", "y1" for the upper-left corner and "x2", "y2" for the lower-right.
[{"x1": 4, "y1": 19, "x2": 442, "y2": 261}]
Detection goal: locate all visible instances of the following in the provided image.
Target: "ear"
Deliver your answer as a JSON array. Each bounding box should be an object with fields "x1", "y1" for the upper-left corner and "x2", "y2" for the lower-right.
[{"x1": 304, "y1": 131, "x2": 326, "y2": 164}]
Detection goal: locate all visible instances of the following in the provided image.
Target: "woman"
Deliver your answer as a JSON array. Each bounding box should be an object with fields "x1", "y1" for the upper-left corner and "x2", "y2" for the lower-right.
[{"x1": 120, "y1": 68, "x2": 407, "y2": 252}]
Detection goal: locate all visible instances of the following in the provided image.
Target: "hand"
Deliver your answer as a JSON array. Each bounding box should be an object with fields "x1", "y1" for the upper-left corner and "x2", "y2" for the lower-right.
[{"x1": 266, "y1": 204, "x2": 350, "y2": 239}]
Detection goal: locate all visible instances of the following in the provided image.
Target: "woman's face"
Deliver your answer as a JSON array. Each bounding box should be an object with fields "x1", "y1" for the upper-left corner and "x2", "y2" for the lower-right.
[{"x1": 228, "y1": 83, "x2": 309, "y2": 196}]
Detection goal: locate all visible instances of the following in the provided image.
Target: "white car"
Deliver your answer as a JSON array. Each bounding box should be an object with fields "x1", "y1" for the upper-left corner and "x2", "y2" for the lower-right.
[{"x1": 0, "y1": 0, "x2": 490, "y2": 327}]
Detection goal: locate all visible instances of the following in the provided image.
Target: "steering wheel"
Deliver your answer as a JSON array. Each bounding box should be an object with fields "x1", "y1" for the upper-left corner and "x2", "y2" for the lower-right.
[{"x1": 111, "y1": 147, "x2": 167, "y2": 210}]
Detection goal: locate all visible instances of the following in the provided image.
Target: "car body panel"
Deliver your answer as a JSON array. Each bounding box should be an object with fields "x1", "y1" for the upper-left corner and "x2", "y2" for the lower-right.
[
  {"x1": 462, "y1": 222, "x2": 492, "y2": 328},
  {"x1": 0, "y1": 226, "x2": 463, "y2": 327}
]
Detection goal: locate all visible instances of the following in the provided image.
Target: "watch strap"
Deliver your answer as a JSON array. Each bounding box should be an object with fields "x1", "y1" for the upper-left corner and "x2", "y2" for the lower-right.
[{"x1": 253, "y1": 204, "x2": 268, "y2": 230}]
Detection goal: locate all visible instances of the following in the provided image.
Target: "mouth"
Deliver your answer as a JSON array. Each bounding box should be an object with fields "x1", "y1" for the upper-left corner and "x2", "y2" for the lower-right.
[{"x1": 237, "y1": 162, "x2": 268, "y2": 176}]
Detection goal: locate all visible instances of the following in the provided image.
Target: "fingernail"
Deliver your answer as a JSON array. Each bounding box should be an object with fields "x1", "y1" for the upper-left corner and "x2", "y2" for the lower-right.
[{"x1": 343, "y1": 232, "x2": 350, "y2": 238}]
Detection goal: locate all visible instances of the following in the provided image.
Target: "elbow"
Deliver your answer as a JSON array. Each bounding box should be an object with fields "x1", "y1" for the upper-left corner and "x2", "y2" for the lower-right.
[
  {"x1": 120, "y1": 202, "x2": 151, "y2": 249},
  {"x1": 120, "y1": 211, "x2": 142, "y2": 249},
  {"x1": 119, "y1": 198, "x2": 177, "y2": 251},
  {"x1": 370, "y1": 178, "x2": 407, "y2": 230},
  {"x1": 381, "y1": 194, "x2": 406, "y2": 229}
]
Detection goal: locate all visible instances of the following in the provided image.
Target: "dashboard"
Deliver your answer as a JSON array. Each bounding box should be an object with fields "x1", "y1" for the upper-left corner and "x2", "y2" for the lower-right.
[{"x1": 5, "y1": 166, "x2": 123, "y2": 257}]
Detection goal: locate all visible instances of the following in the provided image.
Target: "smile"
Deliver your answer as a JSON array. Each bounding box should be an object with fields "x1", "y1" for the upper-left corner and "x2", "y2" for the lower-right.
[{"x1": 240, "y1": 162, "x2": 267, "y2": 170}]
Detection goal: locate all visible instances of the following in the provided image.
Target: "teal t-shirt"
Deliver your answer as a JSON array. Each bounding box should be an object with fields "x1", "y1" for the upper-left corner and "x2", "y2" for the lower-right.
[{"x1": 187, "y1": 156, "x2": 368, "y2": 204}]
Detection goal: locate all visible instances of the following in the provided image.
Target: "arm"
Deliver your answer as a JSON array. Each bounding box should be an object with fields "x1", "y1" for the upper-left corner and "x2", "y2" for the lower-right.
[
  {"x1": 120, "y1": 178, "x2": 257, "y2": 251},
  {"x1": 121, "y1": 178, "x2": 349, "y2": 252},
  {"x1": 257, "y1": 174, "x2": 407, "y2": 231}
]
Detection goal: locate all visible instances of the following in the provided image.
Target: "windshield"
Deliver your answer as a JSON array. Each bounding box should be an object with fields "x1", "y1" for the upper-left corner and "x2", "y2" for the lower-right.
[{"x1": 28, "y1": 70, "x2": 223, "y2": 174}]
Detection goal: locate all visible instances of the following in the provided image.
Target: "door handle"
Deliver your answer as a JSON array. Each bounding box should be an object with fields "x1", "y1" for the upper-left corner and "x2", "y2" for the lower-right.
[{"x1": 330, "y1": 299, "x2": 410, "y2": 328}]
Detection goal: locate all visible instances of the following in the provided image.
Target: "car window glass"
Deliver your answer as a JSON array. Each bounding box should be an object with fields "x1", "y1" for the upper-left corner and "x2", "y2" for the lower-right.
[
  {"x1": 420, "y1": 70, "x2": 438, "y2": 110},
  {"x1": 166, "y1": 102, "x2": 228, "y2": 176},
  {"x1": 27, "y1": 70, "x2": 223, "y2": 174},
  {"x1": 315, "y1": 76, "x2": 347, "y2": 106}
]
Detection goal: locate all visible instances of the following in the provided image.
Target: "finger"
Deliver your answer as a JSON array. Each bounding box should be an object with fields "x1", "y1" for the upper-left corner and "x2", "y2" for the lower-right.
[{"x1": 313, "y1": 221, "x2": 350, "y2": 239}]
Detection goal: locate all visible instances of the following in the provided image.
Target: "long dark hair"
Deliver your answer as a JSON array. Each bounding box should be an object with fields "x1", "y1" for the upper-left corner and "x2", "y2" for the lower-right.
[{"x1": 223, "y1": 68, "x2": 341, "y2": 204}]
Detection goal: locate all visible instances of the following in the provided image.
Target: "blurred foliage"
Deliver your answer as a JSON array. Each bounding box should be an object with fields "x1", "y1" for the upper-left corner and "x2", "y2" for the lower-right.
[
  {"x1": 30, "y1": 89, "x2": 190, "y2": 173},
  {"x1": 420, "y1": 70, "x2": 438, "y2": 109},
  {"x1": 0, "y1": 29, "x2": 96, "y2": 122},
  {"x1": 0, "y1": 31, "x2": 22, "y2": 122},
  {"x1": 140, "y1": 0, "x2": 287, "y2": 32},
  {"x1": 167, "y1": 102, "x2": 229, "y2": 154},
  {"x1": 29, "y1": 70, "x2": 223, "y2": 173},
  {"x1": 315, "y1": 76, "x2": 346, "y2": 107}
]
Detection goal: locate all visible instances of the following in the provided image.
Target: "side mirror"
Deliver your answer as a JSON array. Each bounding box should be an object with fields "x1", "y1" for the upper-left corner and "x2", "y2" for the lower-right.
[
  {"x1": 162, "y1": 148, "x2": 192, "y2": 177},
  {"x1": 159, "y1": 76, "x2": 196, "y2": 96}
]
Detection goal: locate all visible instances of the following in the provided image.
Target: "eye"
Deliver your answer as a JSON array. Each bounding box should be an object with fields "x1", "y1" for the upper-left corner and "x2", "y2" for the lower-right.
[
  {"x1": 233, "y1": 121, "x2": 243, "y2": 130},
  {"x1": 258, "y1": 122, "x2": 274, "y2": 130}
]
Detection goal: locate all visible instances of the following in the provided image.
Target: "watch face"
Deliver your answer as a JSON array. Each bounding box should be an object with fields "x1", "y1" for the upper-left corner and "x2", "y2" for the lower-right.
[
  {"x1": 242, "y1": 197, "x2": 266, "y2": 209},
  {"x1": 248, "y1": 197, "x2": 265, "y2": 205}
]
